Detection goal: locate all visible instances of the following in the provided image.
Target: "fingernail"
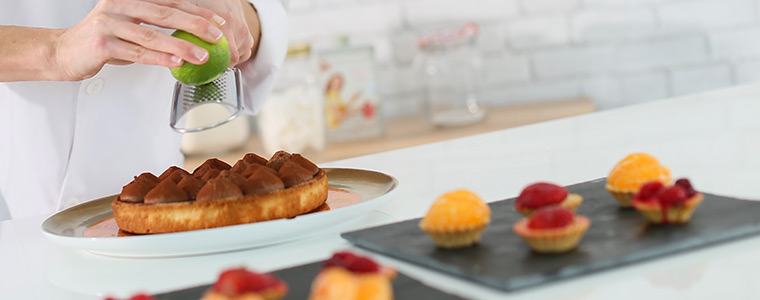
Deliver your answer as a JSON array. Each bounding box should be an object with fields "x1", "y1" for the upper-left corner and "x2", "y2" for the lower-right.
[
  {"x1": 210, "y1": 26, "x2": 223, "y2": 40},
  {"x1": 194, "y1": 48, "x2": 208, "y2": 62},
  {"x1": 212, "y1": 15, "x2": 226, "y2": 27},
  {"x1": 170, "y1": 55, "x2": 183, "y2": 64}
]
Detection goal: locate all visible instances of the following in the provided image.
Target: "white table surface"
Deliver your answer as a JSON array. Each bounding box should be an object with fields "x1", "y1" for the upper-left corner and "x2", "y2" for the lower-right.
[{"x1": 2, "y1": 83, "x2": 759, "y2": 300}]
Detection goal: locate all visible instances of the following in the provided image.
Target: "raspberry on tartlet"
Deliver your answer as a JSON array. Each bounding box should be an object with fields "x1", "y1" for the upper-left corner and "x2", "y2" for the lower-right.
[
  {"x1": 605, "y1": 153, "x2": 672, "y2": 207},
  {"x1": 513, "y1": 206, "x2": 591, "y2": 254},
  {"x1": 514, "y1": 182, "x2": 583, "y2": 216},
  {"x1": 419, "y1": 190, "x2": 491, "y2": 249},
  {"x1": 631, "y1": 178, "x2": 703, "y2": 224},
  {"x1": 202, "y1": 267, "x2": 287, "y2": 300}
]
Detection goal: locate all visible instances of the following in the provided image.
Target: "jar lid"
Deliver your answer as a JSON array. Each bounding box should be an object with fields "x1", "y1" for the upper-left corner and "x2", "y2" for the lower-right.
[{"x1": 417, "y1": 22, "x2": 479, "y2": 49}]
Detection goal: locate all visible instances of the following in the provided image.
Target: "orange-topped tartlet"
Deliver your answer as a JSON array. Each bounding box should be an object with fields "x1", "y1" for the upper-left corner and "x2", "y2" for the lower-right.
[
  {"x1": 419, "y1": 190, "x2": 491, "y2": 249},
  {"x1": 308, "y1": 251, "x2": 396, "y2": 300},
  {"x1": 514, "y1": 182, "x2": 583, "y2": 216},
  {"x1": 606, "y1": 153, "x2": 672, "y2": 207},
  {"x1": 631, "y1": 178, "x2": 704, "y2": 224},
  {"x1": 513, "y1": 206, "x2": 591, "y2": 254}
]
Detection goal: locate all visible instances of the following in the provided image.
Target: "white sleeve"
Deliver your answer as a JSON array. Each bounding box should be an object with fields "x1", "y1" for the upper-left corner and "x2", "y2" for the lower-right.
[{"x1": 239, "y1": 0, "x2": 288, "y2": 115}]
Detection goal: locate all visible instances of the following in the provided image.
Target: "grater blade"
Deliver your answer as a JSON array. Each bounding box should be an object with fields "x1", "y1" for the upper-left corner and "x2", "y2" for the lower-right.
[{"x1": 170, "y1": 68, "x2": 243, "y2": 133}]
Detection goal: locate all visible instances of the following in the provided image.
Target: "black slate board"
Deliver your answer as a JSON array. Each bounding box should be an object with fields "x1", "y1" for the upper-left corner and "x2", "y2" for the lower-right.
[
  {"x1": 154, "y1": 261, "x2": 464, "y2": 300},
  {"x1": 342, "y1": 178, "x2": 760, "y2": 292}
]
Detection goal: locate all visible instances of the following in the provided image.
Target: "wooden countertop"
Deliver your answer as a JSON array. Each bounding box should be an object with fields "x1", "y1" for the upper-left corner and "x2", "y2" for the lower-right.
[{"x1": 184, "y1": 98, "x2": 595, "y2": 170}]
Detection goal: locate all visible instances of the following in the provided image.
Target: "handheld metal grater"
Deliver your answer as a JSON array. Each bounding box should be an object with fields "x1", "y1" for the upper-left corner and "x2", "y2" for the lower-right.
[{"x1": 170, "y1": 68, "x2": 243, "y2": 133}]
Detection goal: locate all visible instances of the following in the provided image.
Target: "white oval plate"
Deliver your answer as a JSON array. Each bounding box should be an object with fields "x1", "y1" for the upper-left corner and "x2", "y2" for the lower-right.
[{"x1": 41, "y1": 168, "x2": 398, "y2": 258}]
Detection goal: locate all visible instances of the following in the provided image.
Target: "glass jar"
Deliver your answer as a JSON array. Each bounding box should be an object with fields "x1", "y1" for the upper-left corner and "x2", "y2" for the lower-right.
[
  {"x1": 416, "y1": 22, "x2": 485, "y2": 127},
  {"x1": 257, "y1": 43, "x2": 325, "y2": 156}
]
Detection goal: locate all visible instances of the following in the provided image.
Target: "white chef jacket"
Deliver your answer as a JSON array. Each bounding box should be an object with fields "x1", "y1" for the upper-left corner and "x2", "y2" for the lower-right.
[{"x1": 0, "y1": 0, "x2": 288, "y2": 219}]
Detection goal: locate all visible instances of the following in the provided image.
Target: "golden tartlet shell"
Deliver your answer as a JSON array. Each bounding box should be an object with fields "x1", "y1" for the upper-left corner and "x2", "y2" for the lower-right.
[
  {"x1": 513, "y1": 216, "x2": 591, "y2": 254},
  {"x1": 605, "y1": 184, "x2": 636, "y2": 207},
  {"x1": 418, "y1": 223, "x2": 489, "y2": 249},
  {"x1": 112, "y1": 170, "x2": 328, "y2": 234},
  {"x1": 631, "y1": 193, "x2": 704, "y2": 224}
]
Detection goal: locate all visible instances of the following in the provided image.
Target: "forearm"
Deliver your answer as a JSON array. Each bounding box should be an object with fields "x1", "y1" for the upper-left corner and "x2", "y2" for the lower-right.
[
  {"x1": 0, "y1": 26, "x2": 65, "y2": 82},
  {"x1": 240, "y1": 0, "x2": 262, "y2": 61}
]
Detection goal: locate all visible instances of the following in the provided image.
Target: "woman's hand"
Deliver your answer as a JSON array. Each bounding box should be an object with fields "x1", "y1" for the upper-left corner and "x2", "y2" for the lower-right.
[
  {"x1": 190, "y1": 0, "x2": 256, "y2": 67},
  {"x1": 55, "y1": 0, "x2": 227, "y2": 81}
]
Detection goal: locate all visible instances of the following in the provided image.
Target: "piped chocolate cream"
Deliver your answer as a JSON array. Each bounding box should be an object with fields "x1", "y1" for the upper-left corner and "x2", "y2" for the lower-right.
[
  {"x1": 144, "y1": 179, "x2": 189, "y2": 204},
  {"x1": 201, "y1": 168, "x2": 221, "y2": 182},
  {"x1": 290, "y1": 154, "x2": 320, "y2": 176},
  {"x1": 196, "y1": 178, "x2": 243, "y2": 202},
  {"x1": 136, "y1": 172, "x2": 160, "y2": 183},
  {"x1": 120, "y1": 177, "x2": 157, "y2": 203},
  {"x1": 243, "y1": 153, "x2": 268, "y2": 165},
  {"x1": 192, "y1": 158, "x2": 232, "y2": 179},
  {"x1": 266, "y1": 151, "x2": 292, "y2": 171},
  {"x1": 241, "y1": 163, "x2": 277, "y2": 179},
  {"x1": 278, "y1": 161, "x2": 314, "y2": 188},
  {"x1": 161, "y1": 167, "x2": 191, "y2": 184},
  {"x1": 177, "y1": 175, "x2": 202, "y2": 199},
  {"x1": 218, "y1": 170, "x2": 247, "y2": 187},
  {"x1": 241, "y1": 169, "x2": 285, "y2": 195},
  {"x1": 230, "y1": 159, "x2": 250, "y2": 174}
]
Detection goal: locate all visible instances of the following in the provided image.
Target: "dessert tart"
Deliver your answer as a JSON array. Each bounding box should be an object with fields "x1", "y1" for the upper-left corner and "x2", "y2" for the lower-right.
[
  {"x1": 419, "y1": 189, "x2": 491, "y2": 249},
  {"x1": 606, "y1": 153, "x2": 672, "y2": 207},
  {"x1": 513, "y1": 206, "x2": 591, "y2": 254},
  {"x1": 631, "y1": 178, "x2": 704, "y2": 224},
  {"x1": 112, "y1": 151, "x2": 328, "y2": 234},
  {"x1": 202, "y1": 267, "x2": 288, "y2": 300},
  {"x1": 514, "y1": 182, "x2": 583, "y2": 216},
  {"x1": 308, "y1": 251, "x2": 396, "y2": 300}
]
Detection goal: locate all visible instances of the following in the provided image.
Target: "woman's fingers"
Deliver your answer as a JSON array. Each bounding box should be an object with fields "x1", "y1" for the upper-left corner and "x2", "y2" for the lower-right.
[
  {"x1": 238, "y1": 48, "x2": 252, "y2": 65},
  {"x1": 147, "y1": 0, "x2": 225, "y2": 26},
  {"x1": 218, "y1": 19, "x2": 240, "y2": 66},
  {"x1": 99, "y1": 0, "x2": 223, "y2": 44},
  {"x1": 109, "y1": 20, "x2": 208, "y2": 65},
  {"x1": 100, "y1": 37, "x2": 182, "y2": 68}
]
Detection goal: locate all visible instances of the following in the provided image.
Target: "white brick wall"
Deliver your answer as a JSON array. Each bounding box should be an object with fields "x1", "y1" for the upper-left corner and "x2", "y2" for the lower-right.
[
  {"x1": 572, "y1": 9, "x2": 657, "y2": 42},
  {"x1": 480, "y1": 53, "x2": 531, "y2": 87},
  {"x1": 520, "y1": 0, "x2": 578, "y2": 14},
  {"x1": 581, "y1": 0, "x2": 666, "y2": 8},
  {"x1": 616, "y1": 36, "x2": 708, "y2": 72},
  {"x1": 619, "y1": 72, "x2": 669, "y2": 105},
  {"x1": 403, "y1": 0, "x2": 519, "y2": 26},
  {"x1": 283, "y1": 0, "x2": 760, "y2": 118},
  {"x1": 657, "y1": 0, "x2": 755, "y2": 30},
  {"x1": 533, "y1": 46, "x2": 615, "y2": 79},
  {"x1": 287, "y1": 2, "x2": 401, "y2": 41},
  {"x1": 735, "y1": 61, "x2": 760, "y2": 83},
  {"x1": 670, "y1": 64, "x2": 733, "y2": 95},
  {"x1": 710, "y1": 27, "x2": 760, "y2": 60},
  {"x1": 483, "y1": 81, "x2": 579, "y2": 106},
  {"x1": 581, "y1": 78, "x2": 622, "y2": 110},
  {"x1": 507, "y1": 14, "x2": 569, "y2": 49}
]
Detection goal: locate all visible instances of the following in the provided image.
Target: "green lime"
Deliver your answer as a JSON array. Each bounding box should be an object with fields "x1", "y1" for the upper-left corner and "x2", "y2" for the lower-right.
[{"x1": 170, "y1": 30, "x2": 231, "y2": 86}]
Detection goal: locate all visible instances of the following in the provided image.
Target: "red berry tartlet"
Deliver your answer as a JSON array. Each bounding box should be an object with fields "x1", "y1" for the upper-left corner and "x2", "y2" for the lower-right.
[
  {"x1": 630, "y1": 178, "x2": 704, "y2": 224},
  {"x1": 512, "y1": 207, "x2": 591, "y2": 254},
  {"x1": 308, "y1": 251, "x2": 396, "y2": 300},
  {"x1": 514, "y1": 182, "x2": 583, "y2": 216},
  {"x1": 202, "y1": 267, "x2": 287, "y2": 300}
]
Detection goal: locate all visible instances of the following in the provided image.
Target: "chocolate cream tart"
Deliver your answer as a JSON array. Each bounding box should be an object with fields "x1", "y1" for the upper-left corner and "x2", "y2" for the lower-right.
[{"x1": 112, "y1": 151, "x2": 328, "y2": 234}]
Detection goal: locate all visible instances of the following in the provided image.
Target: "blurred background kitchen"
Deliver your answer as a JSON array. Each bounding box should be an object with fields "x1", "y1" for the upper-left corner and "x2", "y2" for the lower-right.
[{"x1": 183, "y1": 0, "x2": 760, "y2": 168}]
